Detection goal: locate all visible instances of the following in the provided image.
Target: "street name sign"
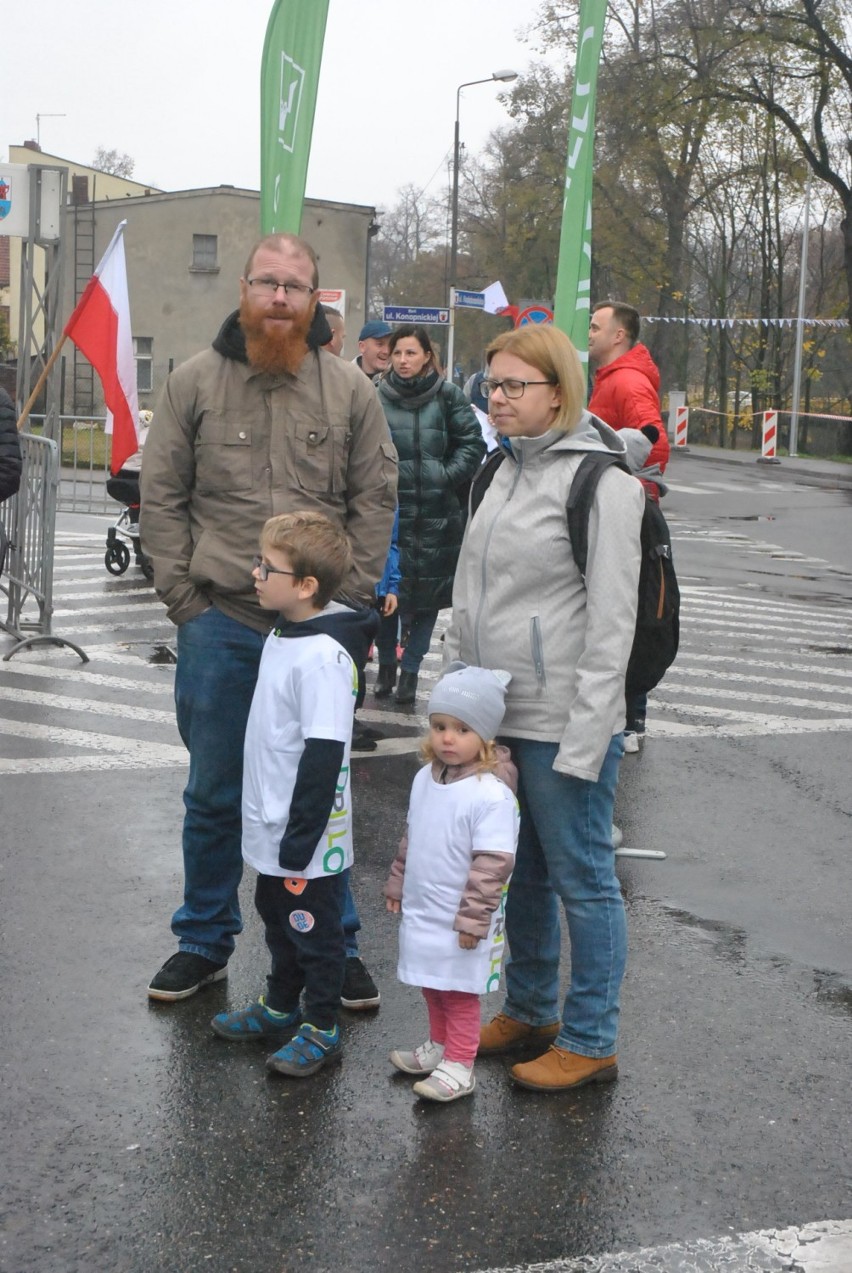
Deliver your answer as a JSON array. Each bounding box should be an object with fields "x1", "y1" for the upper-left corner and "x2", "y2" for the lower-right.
[
  {"x1": 454, "y1": 289, "x2": 486, "y2": 309},
  {"x1": 383, "y1": 306, "x2": 450, "y2": 325}
]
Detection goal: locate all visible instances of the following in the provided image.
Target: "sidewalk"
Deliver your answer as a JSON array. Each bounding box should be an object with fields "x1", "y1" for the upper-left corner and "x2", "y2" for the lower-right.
[{"x1": 669, "y1": 441, "x2": 852, "y2": 487}]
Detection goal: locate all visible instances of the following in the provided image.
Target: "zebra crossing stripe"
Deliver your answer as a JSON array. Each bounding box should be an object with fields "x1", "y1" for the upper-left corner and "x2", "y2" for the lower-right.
[
  {"x1": 51, "y1": 587, "x2": 154, "y2": 602},
  {"x1": 0, "y1": 659, "x2": 174, "y2": 693},
  {"x1": 0, "y1": 685, "x2": 175, "y2": 723},
  {"x1": 653, "y1": 715, "x2": 852, "y2": 737},
  {"x1": 654, "y1": 682, "x2": 851, "y2": 713},
  {"x1": 53, "y1": 601, "x2": 166, "y2": 619},
  {"x1": 674, "y1": 651, "x2": 852, "y2": 678},
  {"x1": 471, "y1": 1216, "x2": 852, "y2": 1273},
  {"x1": 0, "y1": 752, "x2": 185, "y2": 775},
  {"x1": 0, "y1": 718, "x2": 185, "y2": 757},
  {"x1": 682, "y1": 616, "x2": 849, "y2": 644},
  {"x1": 667, "y1": 667, "x2": 852, "y2": 695}
]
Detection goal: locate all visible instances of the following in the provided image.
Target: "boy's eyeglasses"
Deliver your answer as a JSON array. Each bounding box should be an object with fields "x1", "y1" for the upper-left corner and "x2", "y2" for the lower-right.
[
  {"x1": 252, "y1": 555, "x2": 298, "y2": 582},
  {"x1": 480, "y1": 378, "x2": 556, "y2": 399}
]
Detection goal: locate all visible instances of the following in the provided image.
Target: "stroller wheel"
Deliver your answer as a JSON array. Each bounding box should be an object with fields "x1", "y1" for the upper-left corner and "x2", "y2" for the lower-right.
[
  {"x1": 105, "y1": 542, "x2": 131, "y2": 575},
  {"x1": 138, "y1": 554, "x2": 155, "y2": 582}
]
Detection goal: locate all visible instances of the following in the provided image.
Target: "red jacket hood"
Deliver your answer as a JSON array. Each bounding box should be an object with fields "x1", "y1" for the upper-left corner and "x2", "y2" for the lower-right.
[
  {"x1": 587, "y1": 342, "x2": 669, "y2": 473},
  {"x1": 594, "y1": 342, "x2": 660, "y2": 394}
]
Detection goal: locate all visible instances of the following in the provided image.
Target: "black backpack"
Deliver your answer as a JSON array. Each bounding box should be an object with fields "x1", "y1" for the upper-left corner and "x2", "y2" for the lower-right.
[{"x1": 469, "y1": 448, "x2": 679, "y2": 700}]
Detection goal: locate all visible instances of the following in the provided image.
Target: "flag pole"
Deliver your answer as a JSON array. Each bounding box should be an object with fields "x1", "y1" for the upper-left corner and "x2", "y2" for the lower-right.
[{"x1": 16, "y1": 334, "x2": 70, "y2": 432}]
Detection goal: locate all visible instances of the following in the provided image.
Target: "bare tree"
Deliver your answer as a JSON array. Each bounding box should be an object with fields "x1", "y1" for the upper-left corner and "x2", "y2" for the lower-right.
[{"x1": 92, "y1": 146, "x2": 135, "y2": 179}]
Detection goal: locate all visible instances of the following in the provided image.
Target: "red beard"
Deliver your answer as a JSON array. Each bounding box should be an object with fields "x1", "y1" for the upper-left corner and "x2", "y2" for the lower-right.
[{"x1": 239, "y1": 297, "x2": 316, "y2": 375}]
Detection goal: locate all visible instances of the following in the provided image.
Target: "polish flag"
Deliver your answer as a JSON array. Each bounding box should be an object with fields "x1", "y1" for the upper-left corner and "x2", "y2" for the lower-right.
[{"x1": 64, "y1": 220, "x2": 140, "y2": 474}]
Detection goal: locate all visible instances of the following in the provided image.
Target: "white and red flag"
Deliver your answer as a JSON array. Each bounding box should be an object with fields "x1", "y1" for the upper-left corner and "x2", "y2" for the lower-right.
[{"x1": 64, "y1": 220, "x2": 139, "y2": 474}]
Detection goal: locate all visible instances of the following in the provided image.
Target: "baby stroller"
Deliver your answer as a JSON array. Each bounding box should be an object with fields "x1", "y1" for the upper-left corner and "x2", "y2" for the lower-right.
[
  {"x1": 104, "y1": 471, "x2": 153, "y2": 579},
  {"x1": 104, "y1": 411, "x2": 154, "y2": 580}
]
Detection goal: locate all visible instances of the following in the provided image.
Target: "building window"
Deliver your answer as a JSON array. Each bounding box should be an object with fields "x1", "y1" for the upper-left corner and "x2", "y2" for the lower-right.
[
  {"x1": 191, "y1": 234, "x2": 218, "y2": 271},
  {"x1": 134, "y1": 337, "x2": 153, "y2": 393}
]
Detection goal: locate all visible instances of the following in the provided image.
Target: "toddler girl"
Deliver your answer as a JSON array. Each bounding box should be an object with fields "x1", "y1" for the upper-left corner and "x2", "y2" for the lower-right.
[{"x1": 384, "y1": 662, "x2": 519, "y2": 1102}]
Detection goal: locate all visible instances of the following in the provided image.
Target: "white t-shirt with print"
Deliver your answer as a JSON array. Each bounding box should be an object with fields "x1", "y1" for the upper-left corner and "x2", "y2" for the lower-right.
[
  {"x1": 242, "y1": 628, "x2": 357, "y2": 879},
  {"x1": 398, "y1": 767, "x2": 518, "y2": 994}
]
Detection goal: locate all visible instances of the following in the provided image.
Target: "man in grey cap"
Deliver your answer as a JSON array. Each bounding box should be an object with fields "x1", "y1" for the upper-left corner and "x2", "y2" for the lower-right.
[{"x1": 354, "y1": 320, "x2": 392, "y2": 378}]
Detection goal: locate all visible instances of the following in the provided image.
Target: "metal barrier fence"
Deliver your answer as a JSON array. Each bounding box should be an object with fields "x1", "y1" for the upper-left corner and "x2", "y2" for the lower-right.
[
  {"x1": 0, "y1": 429, "x2": 88, "y2": 662},
  {"x1": 28, "y1": 412, "x2": 115, "y2": 515}
]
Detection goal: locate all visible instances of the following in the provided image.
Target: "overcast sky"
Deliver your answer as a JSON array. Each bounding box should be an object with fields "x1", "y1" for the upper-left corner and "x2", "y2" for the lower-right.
[{"x1": 4, "y1": 0, "x2": 558, "y2": 213}]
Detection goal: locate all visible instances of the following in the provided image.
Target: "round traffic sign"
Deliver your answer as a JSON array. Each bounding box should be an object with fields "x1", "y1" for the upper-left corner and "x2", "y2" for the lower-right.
[{"x1": 517, "y1": 305, "x2": 553, "y2": 327}]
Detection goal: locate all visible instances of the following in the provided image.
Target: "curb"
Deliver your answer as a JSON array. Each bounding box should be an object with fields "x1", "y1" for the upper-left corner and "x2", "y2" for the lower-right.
[{"x1": 668, "y1": 446, "x2": 852, "y2": 490}]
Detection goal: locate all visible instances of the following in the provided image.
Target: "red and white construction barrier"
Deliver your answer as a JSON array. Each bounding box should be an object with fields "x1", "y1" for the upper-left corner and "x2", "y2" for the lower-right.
[
  {"x1": 674, "y1": 405, "x2": 689, "y2": 448},
  {"x1": 758, "y1": 409, "x2": 781, "y2": 464}
]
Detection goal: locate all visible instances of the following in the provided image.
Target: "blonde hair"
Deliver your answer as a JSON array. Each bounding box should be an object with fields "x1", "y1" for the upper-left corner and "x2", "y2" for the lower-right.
[
  {"x1": 260, "y1": 511, "x2": 351, "y2": 608},
  {"x1": 419, "y1": 734, "x2": 501, "y2": 775},
  {"x1": 486, "y1": 324, "x2": 586, "y2": 434}
]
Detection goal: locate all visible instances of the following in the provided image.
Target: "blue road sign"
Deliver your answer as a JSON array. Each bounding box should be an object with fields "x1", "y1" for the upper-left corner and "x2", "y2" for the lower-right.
[
  {"x1": 383, "y1": 306, "x2": 450, "y2": 325},
  {"x1": 454, "y1": 289, "x2": 486, "y2": 309}
]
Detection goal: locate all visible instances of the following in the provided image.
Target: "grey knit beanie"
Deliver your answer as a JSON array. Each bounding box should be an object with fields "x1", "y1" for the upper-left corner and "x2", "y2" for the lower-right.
[{"x1": 428, "y1": 661, "x2": 512, "y2": 741}]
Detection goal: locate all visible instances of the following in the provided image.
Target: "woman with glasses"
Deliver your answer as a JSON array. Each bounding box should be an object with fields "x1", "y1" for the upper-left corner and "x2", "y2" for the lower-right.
[
  {"x1": 444, "y1": 324, "x2": 644, "y2": 1092},
  {"x1": 375, "y1": 325, "x2": 484, "y2": 704}
]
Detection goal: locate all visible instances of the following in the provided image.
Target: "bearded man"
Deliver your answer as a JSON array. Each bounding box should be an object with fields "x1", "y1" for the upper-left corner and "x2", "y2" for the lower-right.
[{"x1": 141, "y1": 233, "x2": 398, "y2": 1006}]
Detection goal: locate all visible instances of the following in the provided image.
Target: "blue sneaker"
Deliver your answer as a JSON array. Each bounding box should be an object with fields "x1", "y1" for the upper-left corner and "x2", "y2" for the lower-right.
[
  {"x1": 211, "y1": 997, "x2": 300, "y2": 1042},
  {"x1": 266, "y1": 1022, "x2": 342, "y2": 1077}
]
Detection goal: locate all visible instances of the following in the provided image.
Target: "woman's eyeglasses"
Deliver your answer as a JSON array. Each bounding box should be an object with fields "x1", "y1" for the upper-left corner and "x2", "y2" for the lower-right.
[
  {"x1": 252, "y1": 555, "x2": 298, "y2": 581},
  {"x1": 480, "y1": 378, "x2": 556, "y2": 399}
]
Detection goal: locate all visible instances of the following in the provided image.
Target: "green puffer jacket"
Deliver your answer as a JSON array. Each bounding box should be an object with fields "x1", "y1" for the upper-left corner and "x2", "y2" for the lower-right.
[{"x1": 377, "y1": 370, "x2": 485, "y2": 612}]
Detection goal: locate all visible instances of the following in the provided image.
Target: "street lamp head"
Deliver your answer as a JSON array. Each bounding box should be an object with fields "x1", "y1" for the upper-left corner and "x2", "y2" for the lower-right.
[{"x1": 492, "y1": 69, "x2": 519, "y2": 83}]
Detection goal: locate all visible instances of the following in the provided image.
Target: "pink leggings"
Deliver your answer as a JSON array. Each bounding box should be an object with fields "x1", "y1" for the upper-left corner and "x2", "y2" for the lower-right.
[{"x1": 422, "y1": 987, "x2": 481, "y2": 1066}]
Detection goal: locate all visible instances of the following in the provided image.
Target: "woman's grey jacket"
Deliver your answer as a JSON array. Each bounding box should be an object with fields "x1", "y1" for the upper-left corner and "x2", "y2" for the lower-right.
[{"x1": 444, "y1": 412, "x2": 644, "y2": 783}]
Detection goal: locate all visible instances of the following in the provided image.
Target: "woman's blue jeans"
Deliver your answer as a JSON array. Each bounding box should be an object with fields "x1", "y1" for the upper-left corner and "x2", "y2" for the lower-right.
[
  {"x1": 173, "y1": 607, "x2": 362, "y2": 964},
  {"x1": 397, "y1": 609, "x2": 439, "y2": 674},
  {"x1": 501, "y1": 734, "x2": 626, "y2": 1058}
]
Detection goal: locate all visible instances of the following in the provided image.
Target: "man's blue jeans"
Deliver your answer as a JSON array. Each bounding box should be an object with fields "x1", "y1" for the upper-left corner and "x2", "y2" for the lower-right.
[
  {"x1": 172, "y1": 607, "x2": 362, "y2": 964},
  {"x1": 501, "y1": 735, "x2": 626, "y2": 1058}
]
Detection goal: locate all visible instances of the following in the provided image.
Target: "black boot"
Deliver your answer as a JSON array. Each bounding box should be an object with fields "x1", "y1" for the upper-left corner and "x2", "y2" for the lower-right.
[
  {"x1": 395, "y1": 671, "x2": 418, "y2": 705},
  {"x1": 374, "y1": 663, "x2": 397, "y2": 698}
]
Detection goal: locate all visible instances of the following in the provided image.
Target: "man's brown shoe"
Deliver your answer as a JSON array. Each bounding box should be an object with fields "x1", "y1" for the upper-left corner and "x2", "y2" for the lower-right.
[
  {"x1": 478, "y1": 1012, "x2": 560, "y2": 1056},
  {"x1": 511, "y1": 1044, "x2": 618, "y2": 1091}
]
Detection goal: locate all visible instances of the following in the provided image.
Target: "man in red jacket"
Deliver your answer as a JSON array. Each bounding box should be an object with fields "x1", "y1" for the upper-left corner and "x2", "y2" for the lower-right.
[
  {"x1": 588, "y1": 301, "x2": 670, "y2": 476},
  {"x1": 588, "y1": 301, "x2": 669, "y2": 753}
]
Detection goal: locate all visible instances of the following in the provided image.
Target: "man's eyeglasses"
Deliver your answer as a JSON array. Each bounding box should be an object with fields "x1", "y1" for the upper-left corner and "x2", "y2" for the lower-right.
[
  {"x1": 481, "y1": 378, "x2": 557, "y2": 400},
  {"x1": 247, "y1": 277, "x2": 315, "y2": 298},
  {"x1": 252, "y1": 555, "x2": 298, "y2": 581}
]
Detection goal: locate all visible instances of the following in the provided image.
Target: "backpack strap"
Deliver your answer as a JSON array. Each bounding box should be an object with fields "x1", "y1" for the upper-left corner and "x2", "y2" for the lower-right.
[
  {"x1": 566, "y1": 452, "x2": 629, "y2": 579},
  {"x1": 468, "y1": 447, "x2": 506, "y2": 521}
]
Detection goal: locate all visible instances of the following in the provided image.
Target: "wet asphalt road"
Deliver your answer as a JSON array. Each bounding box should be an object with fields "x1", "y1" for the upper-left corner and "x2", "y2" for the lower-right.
[{"x1": 1, "y1": 452, "x2": 851, "y2": 1273}]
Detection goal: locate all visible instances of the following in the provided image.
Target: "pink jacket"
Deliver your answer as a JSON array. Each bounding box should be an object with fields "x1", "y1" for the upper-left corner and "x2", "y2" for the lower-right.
[
  {"x1": 588, "y1": 343, "x2": 670, "y2": 472},
  {"x1": 383, "y1": 746, "x2": 518, "y2": 940}
]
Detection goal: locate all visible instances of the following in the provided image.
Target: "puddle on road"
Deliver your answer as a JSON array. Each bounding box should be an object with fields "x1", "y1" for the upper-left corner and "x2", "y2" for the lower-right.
[{"x1": 148, "y1": 643, "x2": 177, "y2": 665}]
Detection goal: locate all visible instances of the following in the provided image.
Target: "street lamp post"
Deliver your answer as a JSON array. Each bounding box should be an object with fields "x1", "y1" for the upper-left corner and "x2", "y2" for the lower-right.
[
  {"x1": 447, "y1": 69, "x2": 517, "y2": 381},
  {"x1": 450, "y1": 70, "x2": 518, "y2": 291}
]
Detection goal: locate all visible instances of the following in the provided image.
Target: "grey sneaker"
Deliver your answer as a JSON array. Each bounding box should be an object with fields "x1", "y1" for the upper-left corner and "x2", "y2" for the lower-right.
[
  {"x1": 148, "y1": 951, "x2": 227, "y2": 1001},
  {"x1": 389, "y1": 1039, "x2": 445, "y2": 1075},
  {"x1": 412, "y1": 1060, "x2": 476, "y2": 1102}
]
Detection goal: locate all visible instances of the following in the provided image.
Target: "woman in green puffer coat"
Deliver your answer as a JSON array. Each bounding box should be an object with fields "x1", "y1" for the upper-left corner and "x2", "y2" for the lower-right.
[{"x1": 375, "y1": 325, "x2": 485, "y2": 705}]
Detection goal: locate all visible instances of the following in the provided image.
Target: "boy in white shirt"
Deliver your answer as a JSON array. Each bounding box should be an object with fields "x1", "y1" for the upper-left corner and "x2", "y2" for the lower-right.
[{"x1": 211, "y1": 511, "x2": 369, "y2": 1078}]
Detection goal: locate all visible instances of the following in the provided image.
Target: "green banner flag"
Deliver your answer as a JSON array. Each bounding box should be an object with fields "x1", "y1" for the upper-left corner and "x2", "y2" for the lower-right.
[
  {"x1": 552, "y1": 0, "x2": 606, "y2": 359},
  {"x1": 260, "y1": 0, "x2": 330, "y2": 235}
]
